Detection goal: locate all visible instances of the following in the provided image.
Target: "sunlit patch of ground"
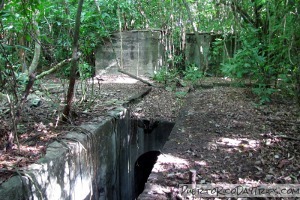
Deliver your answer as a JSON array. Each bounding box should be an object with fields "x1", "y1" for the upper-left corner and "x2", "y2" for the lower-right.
[{"x1": 215, "y1": 137, "x2": 260, "y2": 152}]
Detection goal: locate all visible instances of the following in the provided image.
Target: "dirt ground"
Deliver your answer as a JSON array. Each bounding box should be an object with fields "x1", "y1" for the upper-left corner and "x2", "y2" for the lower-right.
[
  {"x1": 0, "y1": 74, "x2": 181, "y2": 184},
  {"x1": 1, "y1": 75, "x2": 300, "y2": 197},
  {"x1": 139, "y1": 79, "x2": 300, "y2": 200}
]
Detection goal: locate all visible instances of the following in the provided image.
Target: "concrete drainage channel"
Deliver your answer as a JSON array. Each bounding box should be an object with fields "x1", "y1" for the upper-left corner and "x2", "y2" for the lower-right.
[
  {"x1": 121, "y1": 118, "x2": 174, "y2": 199},
  {"x1": 0, "y1": 91, "x2": 175, "y2": 200}
]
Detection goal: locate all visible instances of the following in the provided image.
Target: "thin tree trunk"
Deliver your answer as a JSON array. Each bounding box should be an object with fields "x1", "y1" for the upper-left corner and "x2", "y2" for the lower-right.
[
  {"x1": 28, "y1": 16, "x2": 41, "y2": 75},
  {"x1": 18, "y1": 36, "x2": 27, "y2": 72},
  {"x1": 182, "y1": 0, "x2": 205, "y2": 73},
  {"x1": 136, "y1": 2, "x2": 151, "y2": 29},
  {"x1": 0, "y1": 0, "x2": 4, "y2": 10},
  {"x1": 6, "y1": 13, "x2": 41, "y2": 151},
  {"x1": 62, "y1": 0, "x2": 84, "y2": 122},
  {"x1": 296, "y1": 66, "x2": 300, "y2": 109},
  {"x1": 181, "y1": 15, "x2": 187, "y2": 70}
]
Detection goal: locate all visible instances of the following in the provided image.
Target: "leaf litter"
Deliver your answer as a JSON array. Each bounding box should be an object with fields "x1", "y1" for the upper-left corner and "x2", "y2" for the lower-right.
[{"x1": 0, "y1": 76, "x2": 299, "y2": 195}]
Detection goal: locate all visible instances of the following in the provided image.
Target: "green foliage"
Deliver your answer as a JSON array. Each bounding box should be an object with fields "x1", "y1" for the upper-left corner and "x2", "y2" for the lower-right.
[
  {"x1": 154, "y1": 63, "x2": 203, "y2": 86},
  {"x1": 173, "y1": 54, "x2": 184, "y2": 67},
  {"x1": 78, "y1": 62, "x2": 93, "y2": 80},
  {"x1": 1, "y1": 0, "x2": 299, "y2": 107},
  {"x1": 183, "y1": 64, "x2": 203, "y2": 83},
  {"x1": 175, "y1": 91, "x2": 188, "y2": 99},
  {"x1": 153, "y1": 67, "x2": 167, "y2": 83},
  {"x1": 15, "y1": 72, "x2": 29, "y2": 87},
  {"x1": 221, "y1": 26, "x2": 264, "y2": 79},
  {"x1": 211, "y1": 38, "x2": 224, "y2": 61},
  {"x1": 153, "y1": 67, "x2": 179, "y2": 84},
  {"x1": 252, "y1": 84, "x2": 276, "y2": 105},
  {"x1": 220, "y1": 1, "x2": 299, "y2": 103}
]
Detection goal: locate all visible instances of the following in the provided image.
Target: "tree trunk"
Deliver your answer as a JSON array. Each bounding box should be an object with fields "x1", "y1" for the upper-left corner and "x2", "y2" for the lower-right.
[
  {"x1": 6, "y1": 13, "x2": 40, "y2": 151},
  {"x1": 61, "y1": 0, "x2": 84, "y2": 122},
  {"x1": 296, "y1": 67, "x2": 300, "y2": 109},
  {"x1": 0, "y1": 0, "x2": 4, "y2": 10},
  {"x1": 28, "y1": 17, "x2": 41, "y2": 75},
  {"x1": 18, "y1": 36, "x2": 27, "y2": 72},
  {"x1": 182, "y1": 0, "x2": 205, "y2": 73}
]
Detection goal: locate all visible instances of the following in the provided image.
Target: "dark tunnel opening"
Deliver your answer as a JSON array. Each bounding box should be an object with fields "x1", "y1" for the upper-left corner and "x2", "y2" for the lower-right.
[{"x1": 134, "y1": 150, "x2": 161, "y2": 199}]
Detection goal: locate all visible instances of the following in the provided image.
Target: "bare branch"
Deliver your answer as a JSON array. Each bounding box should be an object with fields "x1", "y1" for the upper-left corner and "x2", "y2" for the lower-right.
[
  {"x1": 36, "y1": 58, "x2": 72, "y2": 79},
  {"x1": 118, "y1": 69, "x2": 156, "y2": 87}
]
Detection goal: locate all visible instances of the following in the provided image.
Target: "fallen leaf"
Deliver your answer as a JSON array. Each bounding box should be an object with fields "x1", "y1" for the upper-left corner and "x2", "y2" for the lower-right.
[{"x1": 277, "y1": 159, "x2": 291, "y2": 169}]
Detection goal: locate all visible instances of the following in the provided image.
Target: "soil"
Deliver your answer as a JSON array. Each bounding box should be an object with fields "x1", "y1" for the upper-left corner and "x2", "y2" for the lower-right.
[
  {"x1": 1, "y1": 75, "x2": 300, "y2": 197},
  {"x1": 0, "y1": 74, "x2": 181, "y2": 184},
  {"x1": 139, "y1": 79, "x2": 300, "y2": 200}
]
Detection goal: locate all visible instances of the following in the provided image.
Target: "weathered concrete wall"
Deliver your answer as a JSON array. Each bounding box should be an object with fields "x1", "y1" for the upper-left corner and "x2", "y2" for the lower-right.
[
  {"x1": 95, "y1": 30, "x2": 229, "y2": 76},
  {"x1": 185, "y1": 33, "x2": 213, "y2": 69},
  {"x1": 0, "y1": 108, "x2": 173, "y2": 200},
  {"x1": 0, "y1": 108, "x2": 128, "y2": 200},
  {"x1": 118, "y1": 119, "x2": 174, "y2": 200},
  {"x1": 95, "y1": 30, "x2": 163, "y2": 76}
]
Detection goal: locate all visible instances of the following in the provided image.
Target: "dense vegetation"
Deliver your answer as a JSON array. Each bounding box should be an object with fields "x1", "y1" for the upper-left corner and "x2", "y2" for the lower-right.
[{"x1": 0, "y1": 0, "x2": 299, "y2": 148}]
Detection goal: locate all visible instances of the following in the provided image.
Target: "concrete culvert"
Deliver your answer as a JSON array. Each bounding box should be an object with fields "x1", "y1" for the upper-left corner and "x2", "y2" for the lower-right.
[{"x1": 134, "y1": 150, "x2": 161, "y2": 199}]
